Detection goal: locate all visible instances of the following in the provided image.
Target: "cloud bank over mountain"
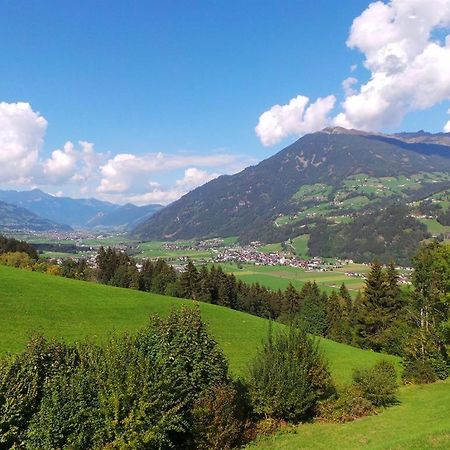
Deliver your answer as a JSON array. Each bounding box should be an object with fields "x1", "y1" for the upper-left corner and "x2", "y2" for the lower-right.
[{"x1": 256, "y1": 0, "x2": 450, "y2": 146}]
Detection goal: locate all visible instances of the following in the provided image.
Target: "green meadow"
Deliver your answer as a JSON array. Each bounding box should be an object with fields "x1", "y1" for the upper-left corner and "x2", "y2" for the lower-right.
[
  {"x1": 218, "y1": 262, "x2": 369, "y2": 295},
  {"x1": 0, "y1": 265, "x2": 397, "y2": 384},
  {"x1": 249, "y1": 380, "x2": 450, "y2": 450},
  {"x1": 1, "y1": 265, "x2": 449, "y2": 450}
]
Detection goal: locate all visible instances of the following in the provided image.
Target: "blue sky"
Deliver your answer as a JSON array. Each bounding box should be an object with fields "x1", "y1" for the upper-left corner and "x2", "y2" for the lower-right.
[{"x1": 0, "y1": 0, "x2": 449, "y2": 204}]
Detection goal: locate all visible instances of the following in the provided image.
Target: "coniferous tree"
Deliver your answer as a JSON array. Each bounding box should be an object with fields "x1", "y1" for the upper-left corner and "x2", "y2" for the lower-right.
[
  {"x1": 338, "y1": 283, "x2": 353, "y2": 343},
  {"x1": 139, "y1": 259, "x2": 154, "y2": 292},
  {"x1": 403, "y1": 242, "x2": 450, "y2": 381},
  {"x1": 179, "y1": 260, "x2": 200, "y2": 299},
  {"x1": 354, "y1": 260, "x2": 388, "y2": 351},
  {"x1": 281, "y1": 283, "x2": 301, "y2": 321},
  {"x1": 299, "y1": 284, "x2": 327, "y2": 336},
  {"x1": 326, "y1": 290, "x2": 345, "y2": 342}
]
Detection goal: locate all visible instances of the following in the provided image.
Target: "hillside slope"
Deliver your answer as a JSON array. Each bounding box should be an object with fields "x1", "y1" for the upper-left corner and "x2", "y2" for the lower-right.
[
  {"x1": 0, "y1": 200, "x2": 71, "y2": 232},
  {"x1": 134, "y1": 128, "x2": 450, "y2": 241},
  {"x1": 0, "y1": 265, "x2": 399, "y2": 383},
  {"x1": 87, "y1": 202, "x2": 163, "y2": 230},
  {"x1": 249, "y1": 380, "x2": 450, "y2": 450}
]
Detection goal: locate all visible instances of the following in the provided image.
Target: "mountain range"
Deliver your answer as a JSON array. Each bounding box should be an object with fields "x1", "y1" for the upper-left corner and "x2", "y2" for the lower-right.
[
  {"x1": 0, "y1": 200, "x2": 72, "y2": 232},
  {"x1": 0, "y1": 189, "x2": 162, "y2": 231},
  {"x1": 133, "y1": 127, "x2": 450, "y2": 243}
]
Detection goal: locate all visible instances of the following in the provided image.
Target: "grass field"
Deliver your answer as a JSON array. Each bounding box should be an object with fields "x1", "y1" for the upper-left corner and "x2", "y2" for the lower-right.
[
  {"x1": 0, "y1": 265, "x2": 398, "y2": 384},
  {"x1": 218, "y1": 262, "x2": 369, "y2": 295},
  {"x1": 420, "y1": 218, "x2": 450, "y2": 236},
  {"x1": 248, "y1": 380, "x2": 450, "y2": 449},
  {"x1": 136, "y1": 240, "x2": 213, "y2": 259}
]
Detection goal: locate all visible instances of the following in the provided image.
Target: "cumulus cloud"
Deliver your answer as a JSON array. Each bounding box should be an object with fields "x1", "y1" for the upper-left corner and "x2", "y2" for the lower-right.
[
  {"x1": 255, "y1": 95, "x2": 336, "y2": 146},
  {"x1": 256, "y1": 0, "x2": 450, "y2": 144},
  {"x1": 0, "y1": 102, "x2": 47, "y2": 183},
  {"x1": 102, "y1": 167, "x2": 220, "y2": 205},
  {"x1": 175, "y1": 167, "x2": 219, "y2": 189},
  {"x1": 0, "y1": 101, "x2": 241, "y2": 205},
  {"x1": 43, "y1": 141, "x2": 78, "y2": 182},
  {"x1": 336, "y1": 0, "x2": 450, "y2": 130},
  {"x1": 342, "y1": 77, "x2": 358, "y2": 97},
  {"x1": 97, "y1": 152, "x2": 237, "y2": 196}
]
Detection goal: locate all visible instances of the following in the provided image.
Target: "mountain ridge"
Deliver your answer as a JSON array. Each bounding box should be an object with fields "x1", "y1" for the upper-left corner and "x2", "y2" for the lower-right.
[
  {"x1": 133, "y1": 128, "x2": 450, "y2": 241},
  {"x1": 0, "y1": 189, "x2": 162, "y2": 230}
]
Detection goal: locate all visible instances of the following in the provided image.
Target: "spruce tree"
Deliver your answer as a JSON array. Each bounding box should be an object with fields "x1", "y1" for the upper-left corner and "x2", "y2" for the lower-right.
[
  {"x1": 338, "y1": 283, "x2": 353, "y2": 343},
  {"x1": 179, "y1": 260, "x2": 200, "y2": 299},
  {"x1": 326, "y1": 290, "x2": 344, "y2": 341},
  {"x1": 282, "y1": 283, "x2": 301, "y2": 321},
  {"x1": 354, "y1": 260, "x2": 388, "y2": 351}
]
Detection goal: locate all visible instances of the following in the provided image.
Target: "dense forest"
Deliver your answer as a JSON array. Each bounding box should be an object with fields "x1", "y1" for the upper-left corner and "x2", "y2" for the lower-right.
[
  {"x1": 308, "y1": 205, "x2": 430, "y2": 265},
  {"x1": 0, "y1": 235, "x2": 38, "y2": 260}
]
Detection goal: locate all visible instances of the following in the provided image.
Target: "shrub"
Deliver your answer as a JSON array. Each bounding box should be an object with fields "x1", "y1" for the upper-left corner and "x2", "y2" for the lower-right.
[
  {"x1": 0, "y1": 336, "x2": 79, "y2": 448},
  {"x1": 247, "y1": 324, "x2": 334, "y2": 423},
  {"x1": 191, "y1": 383, "x2": 249, "y2": 450},
  {"x1": 3, "y1": 306, "x2": 248, "y2": 449},
  {"x1": 353, "y1": 360, "x2": 398, "y2": 407},
  {"x1": 317, "y1": 386, "x2": 375, "y2": 423}
]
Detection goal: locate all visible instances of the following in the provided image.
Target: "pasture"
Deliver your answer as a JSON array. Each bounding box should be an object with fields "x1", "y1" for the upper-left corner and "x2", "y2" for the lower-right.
[
  {"x1": 0, "y1": 265, "x2": 398, "y2": 384},
  {"x1": 218, "y1": 262, "x2": 370, "y2": 295},
  {"x1": 249, "y1": 380, "x2": 450, "y2": 450}
]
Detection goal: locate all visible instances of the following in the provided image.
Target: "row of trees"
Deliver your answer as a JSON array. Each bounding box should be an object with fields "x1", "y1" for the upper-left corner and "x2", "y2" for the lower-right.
[{"x1": 0, "y1": 235, "x2": 38, "y2": 260}]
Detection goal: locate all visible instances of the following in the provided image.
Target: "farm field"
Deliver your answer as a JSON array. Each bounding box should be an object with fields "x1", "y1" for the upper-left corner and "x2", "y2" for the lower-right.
[
  {"x1": 248, "y1": 379, "x2": 450, "y2": 450},
  {"x1": 135, "y1": 240, "x2": 213, "y2": 259},
  {"x1": 420, "y1": 218, "x2": 450, "y2": 236},
  {"x1": 218, "y1": 262, "x2": 371, "y2": 295},
  {"x1": 0, "y1": 265, "x2": 399, "y2": 384}
]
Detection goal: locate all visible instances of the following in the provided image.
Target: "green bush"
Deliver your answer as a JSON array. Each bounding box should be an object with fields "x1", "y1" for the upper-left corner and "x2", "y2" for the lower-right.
[
  {"x1": 247, "y1": 324, "x2": 334, "y2": 423},
  {"x1": 0, "y1": 336, "x2": 79, "y2": 448},
  {"x1": 191, "y1": 383, "x2": 249, "y2": 450},
  {"x1": 353, "y1": 360, "x2": 398, "y2": 407},
  {"x1": 317, "y1": 386, "x2": 375, "y2": 423},
  {"x1": 1, "y1": 306, "x2": 248, "y2": 449}
]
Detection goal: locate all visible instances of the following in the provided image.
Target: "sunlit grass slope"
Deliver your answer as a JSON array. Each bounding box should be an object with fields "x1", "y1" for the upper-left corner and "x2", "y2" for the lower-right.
[
  {"x1": 0, "y1": 265, "x2": 399, "y2": 383},
  {"x1": 248, "y1": 380, "x2": 450, "y2": 450}
]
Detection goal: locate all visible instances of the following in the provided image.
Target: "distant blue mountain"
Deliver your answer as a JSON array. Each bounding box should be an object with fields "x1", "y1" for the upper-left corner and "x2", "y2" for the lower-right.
[
  {"x1": 87, "y1": 203, "x2": 163, "y2": 230},
  {"x1": 0, "y1": 189, "x2": 162, "y2": 230},
  {"x1": 0, "y1": 200, "x2": 72, "y2": 232}
]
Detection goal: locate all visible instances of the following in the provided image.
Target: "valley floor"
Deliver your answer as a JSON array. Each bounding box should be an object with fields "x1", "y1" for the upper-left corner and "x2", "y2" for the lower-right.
[{"x1": 248, "y1": 380, "x2": 450, "y2": 450}]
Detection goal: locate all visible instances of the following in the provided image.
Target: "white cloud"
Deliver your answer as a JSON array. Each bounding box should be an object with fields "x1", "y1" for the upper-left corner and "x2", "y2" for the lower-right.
[
  {"x1": 337, "y1": 0, "x2": 450, "y2": 130},
  {"x1": 342, "y1": 77, "x2": 358, "y2": 97},
  {"x1": 175, "y1": 167, "x2": 218, "y2": 189},
  {"x1": 43, "y1": 141, "x2": 78, "y2": 182},
  {"x1": 255, "y1": 95, "x2": 336, "y2": 146},
  {"x1": 101, "y1": 167, "x2": 220, "y2": 205},
  {"x1": 0, "y1": 102, "x2": 47, "y2": 184},
  {"x1": 0, "y1": 101, "x2": 249, "y2": 204},
  {"x1": 256, "y1": 0, "x2": 450, "y2": 143},
  {"x1": 97, "y1": 152, "x2": 237, "y2": 195},
  {"x1": 445, "y1": 120, "x2": 450, "y2": 132}
]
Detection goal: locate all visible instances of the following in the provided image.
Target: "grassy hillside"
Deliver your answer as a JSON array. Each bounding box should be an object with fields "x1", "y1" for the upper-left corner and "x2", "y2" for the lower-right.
[
  {"x1": 248, "y1": 380, "x2": 450, "y2": 450},
  {"x1": 0, "y1": 265, "x2": 399, "y2": 384}
]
